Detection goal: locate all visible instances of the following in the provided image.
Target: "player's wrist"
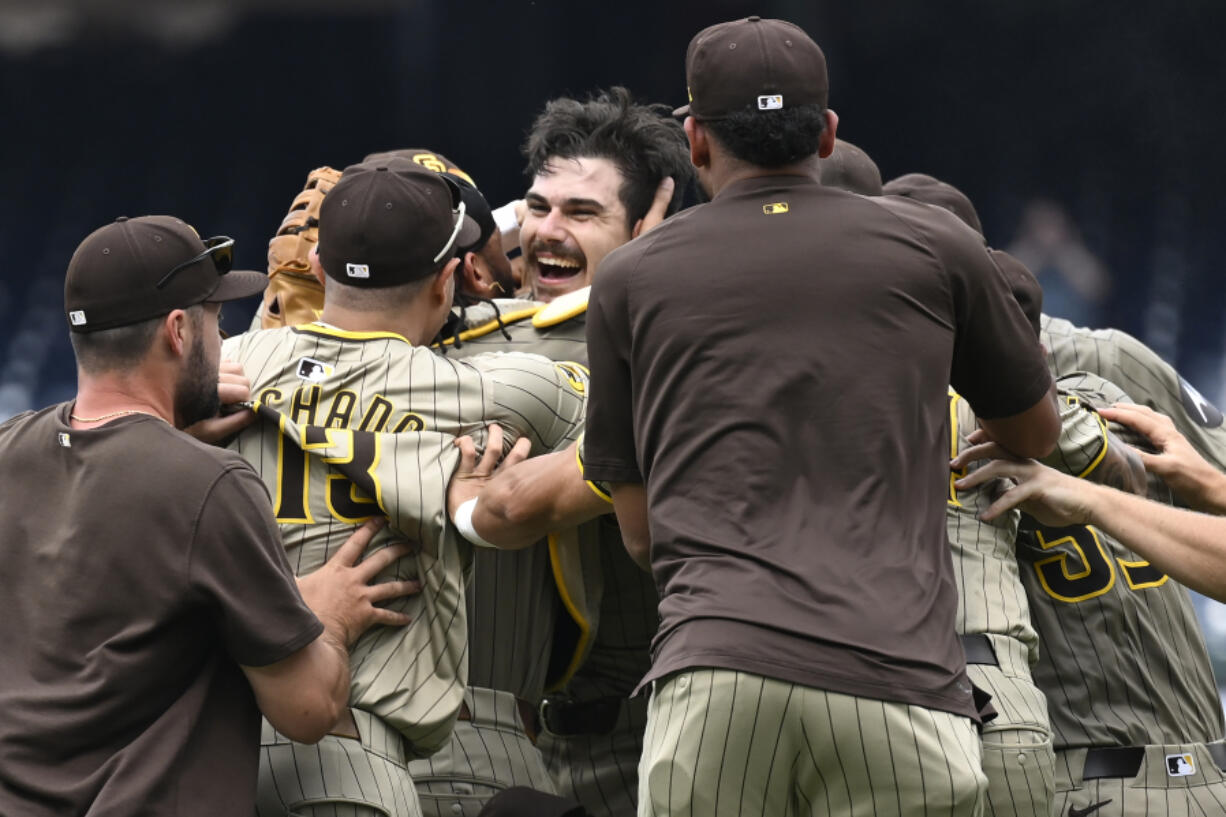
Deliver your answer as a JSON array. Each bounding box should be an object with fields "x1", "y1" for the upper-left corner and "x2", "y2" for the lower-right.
[{"x1": 454, "y1": 497, "x2": 498, "y2": 549}]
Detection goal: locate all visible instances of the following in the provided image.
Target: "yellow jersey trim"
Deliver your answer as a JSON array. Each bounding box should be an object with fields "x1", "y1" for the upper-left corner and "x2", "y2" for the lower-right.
[
  {"x1": 435, "y1": 307, "x2": 540, "y2": 347},
  {"x1": 574, "y1": 433, "x2": 612, "y2": 504},
  {"x1": 547, "y1": 533, "x2": 592, "y2": 690},
  {"x1": 297, "y1": 322, "x2": 411, "y2": 344},
  {"x1": 532, "y1": 286, "x2": 589, "y2": 329}
]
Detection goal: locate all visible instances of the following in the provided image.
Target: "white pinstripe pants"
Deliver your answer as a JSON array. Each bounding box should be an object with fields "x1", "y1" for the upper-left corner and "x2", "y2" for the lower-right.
[{"x1": 638, "y1": 668, "x2": 986, "y2": 817}]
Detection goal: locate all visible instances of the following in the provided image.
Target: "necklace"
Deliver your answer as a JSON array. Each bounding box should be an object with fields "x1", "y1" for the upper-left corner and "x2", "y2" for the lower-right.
[{"x1": 69, "y1": 409, "x2": 164, "y2": 423}]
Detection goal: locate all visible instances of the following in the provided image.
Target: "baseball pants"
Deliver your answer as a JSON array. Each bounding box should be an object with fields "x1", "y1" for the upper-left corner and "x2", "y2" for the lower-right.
[
  {"x1": 538, "y1": 694, "x2": 649, "y2": 817},
  {"x1": 1055, "y1": 742, "x2": 1226, "y2": 817},
  {"x1": 965, "y1": 636, "x2": 1055, "y2": 817},
  {"x1": 257, "y1": 709, "x2": 423, "y2": 817},
  {"x1": 408, "y1": 686, "x2": 556, "y2": 817},
  {"x1": 638, "y1": 667, "x2": 987, "y2": 817}
]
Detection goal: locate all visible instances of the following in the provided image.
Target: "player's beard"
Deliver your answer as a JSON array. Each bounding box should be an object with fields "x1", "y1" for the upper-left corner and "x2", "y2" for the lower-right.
[{"x1": 174, "y1": 335, "x2": 220, "y2": 428}]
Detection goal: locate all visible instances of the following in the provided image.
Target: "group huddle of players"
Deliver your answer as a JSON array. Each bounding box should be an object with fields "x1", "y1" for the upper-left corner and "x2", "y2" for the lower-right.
[{"x1": 223, "y1": 78, "x2": 1226, "y2": 817}]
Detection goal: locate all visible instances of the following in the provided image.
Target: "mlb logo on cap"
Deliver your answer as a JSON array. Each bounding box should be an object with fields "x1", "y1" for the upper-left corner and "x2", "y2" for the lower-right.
[
  {"x1": 758, "y1": 95, "x2": 784, "y2": 110},
  {"x1": 346, "y1": 263, "x2": 370, "y2": 279},
  {"x1": 69, "y1": 310, "x2": 87, "y2": 326}
]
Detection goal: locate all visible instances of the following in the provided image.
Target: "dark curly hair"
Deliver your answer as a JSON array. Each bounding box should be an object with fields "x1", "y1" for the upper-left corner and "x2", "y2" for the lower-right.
[
  {"x1": 523, "y1": 87, "x2": 692, "y2": 229},
  {"x1": 702, "y1": 103, "x2": 827, "y2": 168}
]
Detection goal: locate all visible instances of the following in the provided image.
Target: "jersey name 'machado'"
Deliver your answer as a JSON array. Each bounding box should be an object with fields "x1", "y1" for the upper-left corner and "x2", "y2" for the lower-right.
[{"x1": 257, "y1": 384, "x2": 427, "y2": 433}]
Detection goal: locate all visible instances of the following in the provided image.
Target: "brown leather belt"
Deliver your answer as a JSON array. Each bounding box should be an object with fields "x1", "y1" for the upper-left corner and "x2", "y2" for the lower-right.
[
  {"x1": 1083, "y1": 743, "x2": 1226, "y2": 779},
  {"x1": 960, "y1": 634, "x2": 998, "y2": 666},
  {"x1": 457, "y1": 698, "x2": 540, "y2": 744}
]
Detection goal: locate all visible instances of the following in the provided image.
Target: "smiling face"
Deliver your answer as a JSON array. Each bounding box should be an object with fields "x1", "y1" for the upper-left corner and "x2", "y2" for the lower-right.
[{"x1": 520, "y1": 156, "x2": 633, "y2": 302}]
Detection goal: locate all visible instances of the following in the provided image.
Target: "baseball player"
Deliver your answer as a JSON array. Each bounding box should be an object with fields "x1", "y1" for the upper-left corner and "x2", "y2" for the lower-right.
[
  {"x1": 1040, "y1": 315, "x2": 1226, "y2": 472},
  {"x1": 957, "y1": 372, "x2": 1226, "y2": 816},
  {"x1": 423, "y1": 88, "x2": 691, "y2": 817},
  {"x1": 582, "y1": 17, "x2": 1064, "y2": 817},
  {"x1": 224, "y1": 158, "x2": 588, "y2": 817}
]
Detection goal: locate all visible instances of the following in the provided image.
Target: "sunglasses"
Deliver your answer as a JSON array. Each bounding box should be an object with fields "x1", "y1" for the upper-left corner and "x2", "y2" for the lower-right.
[{"x1": 155, "y1": 236, "x2": 235, "y2": 289}]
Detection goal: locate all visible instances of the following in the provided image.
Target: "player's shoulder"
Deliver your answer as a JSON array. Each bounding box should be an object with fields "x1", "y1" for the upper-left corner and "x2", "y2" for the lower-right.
[{"x1": 1056, "y1": 370, "x2": 1133, "y2": 408}]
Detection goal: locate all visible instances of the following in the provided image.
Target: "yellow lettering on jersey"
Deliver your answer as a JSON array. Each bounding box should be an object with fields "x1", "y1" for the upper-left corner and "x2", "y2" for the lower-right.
[
  {"x1": 259, "y1": 387, "x2": 284, "y2": 408},
  {"x1": 323, "y1": 390, "x2": 357, "y2": 429},
  {"x1": 948, "y1": 389, "x2": 965, "y2": 506},
  {"x1": 1116, "y1": 557, "x2": 1169, "y2": 590},
  {"x1": 1034, "y1": 526, "x2": 1116, "y2": 603},
  {"x1": 318, "y1": 428, "x2": 384, "y2": 523},
  {"x1": 273, "y1": 412, "x2": 314, "y2": 524},
  {"x1": 393, "y1": 412, "x2": 427, "y2": 433},
  {"x1": 290, "y1": 385, "x2": 321, "y2": 427},
  {"x1": 358, "y1": 395, "x2": 394, "y2": 433}
]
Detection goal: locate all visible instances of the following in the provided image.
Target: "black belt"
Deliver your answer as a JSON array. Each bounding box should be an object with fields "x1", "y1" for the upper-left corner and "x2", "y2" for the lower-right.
[
  {"x1": 961, "y1": 634, "x2": 998, "y2": 666},
  {"x1": 538, "y1": 695, "x2": 623, "y2": 737},
  {"x1": 1082, "y1": 743, "x2": 1226, "y2": 779}
]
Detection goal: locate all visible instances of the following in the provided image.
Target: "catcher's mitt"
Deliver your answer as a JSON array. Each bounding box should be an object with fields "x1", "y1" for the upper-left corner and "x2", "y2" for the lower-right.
[{"x1": 261, "y1": 166, "x2": 341, "y2": 329}]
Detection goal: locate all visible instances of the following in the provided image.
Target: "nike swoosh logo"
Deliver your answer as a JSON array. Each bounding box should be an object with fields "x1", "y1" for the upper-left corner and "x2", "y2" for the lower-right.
[{"x1": 1068, "y1": 799, "x2": 1112, "y2": 817}]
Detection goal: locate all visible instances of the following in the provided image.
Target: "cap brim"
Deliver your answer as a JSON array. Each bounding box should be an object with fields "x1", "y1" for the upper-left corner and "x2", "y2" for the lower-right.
[
  {"x1": 455, "y1": 214, "x2": 482, "y2": 252},
  {"x1": 672, "y1": 103, "x2": 691, "y2": 119},
  {"x1": 208, "y1": 269, "x2": 268, "y2": 303}
]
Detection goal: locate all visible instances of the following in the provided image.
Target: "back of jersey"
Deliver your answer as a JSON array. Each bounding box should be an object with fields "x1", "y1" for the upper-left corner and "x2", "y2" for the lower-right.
[
  {"x1": 1022, "y1": 371, "x2": 1224, "y2": 748},
  {"x1": 225, "y1": 323, "x2": 587, "y2": 755}
]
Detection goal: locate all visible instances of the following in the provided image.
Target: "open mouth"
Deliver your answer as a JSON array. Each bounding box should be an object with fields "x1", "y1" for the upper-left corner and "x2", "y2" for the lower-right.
[{"x1": 534, "y1": 254, "x2": 585, "y2": 284}]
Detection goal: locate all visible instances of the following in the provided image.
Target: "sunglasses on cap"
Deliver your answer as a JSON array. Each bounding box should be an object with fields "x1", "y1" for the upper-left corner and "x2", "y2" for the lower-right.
[{"x1": 155, "y1": 236, "x2": 235, "y2": 289}]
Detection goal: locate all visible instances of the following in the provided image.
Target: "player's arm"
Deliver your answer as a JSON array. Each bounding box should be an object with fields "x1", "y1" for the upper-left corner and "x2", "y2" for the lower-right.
[
  {"x1": 242, "y1": 520, "x2": 419, "y2": 743},
  {"x1": 975, "y1": 382, "x2": 1061, "y2": 460},
  {"x1": 1100, "y1": 402, "x2": 1226, "y2": 513},
  {"x1": 610, "y1": 482, "x2": 651, "y2": 572},
  {"x1": 953, "y1": 453, "x2": 1226, "y2": 603},
  {"x1": 448, "y1": 426, "x2": 612, "y2": 550}
]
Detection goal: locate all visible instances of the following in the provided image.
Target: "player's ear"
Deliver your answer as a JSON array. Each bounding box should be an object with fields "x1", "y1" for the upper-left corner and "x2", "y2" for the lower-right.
[
  {"x1": 162, "y1": 309, "x2": 190, "y2": 358},
  {"x1": 433, "y1": 257, "x2": 462, "y2": 305},
  {"x1": 817, "y1": 109, "x2": 839, "y2": 159},
  {"x1": 308, "y1": 246, "x2": 326, "y2": 286},
  {"x1": 458, "y1": 251, "x2": 489, "y2": 297},
  {"x1": 684, "y1": 117, "x2": 709, "y2": 169}
]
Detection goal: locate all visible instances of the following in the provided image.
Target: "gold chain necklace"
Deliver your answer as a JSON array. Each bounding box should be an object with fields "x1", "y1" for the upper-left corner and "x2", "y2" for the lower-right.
[{"x1": 69, "y1": 409, "x2": 164, "y2": 423}]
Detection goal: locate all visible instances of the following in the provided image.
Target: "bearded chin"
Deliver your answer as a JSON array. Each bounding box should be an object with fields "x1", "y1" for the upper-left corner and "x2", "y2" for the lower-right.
[{"x1": 174, "y1": 337, "x2": 220, "y2": 429}]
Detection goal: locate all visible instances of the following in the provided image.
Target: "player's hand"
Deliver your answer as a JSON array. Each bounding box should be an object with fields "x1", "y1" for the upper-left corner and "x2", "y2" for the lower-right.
[
  {"x1": 1099, "y1": 402, "x2": 1226, "y2": 512},
  {"x1": 955, "y1": 457, "x2": 1094, "y2": 527},
  {"x1": 447, "y1": 424, "x2": 533, "y2": 520},
  {"x1": 633, "y1": 177, "x2": 676, "y2": 237},
  {"x1": 297, "y1": 518, "x2": 420, "y2": 647},
  {"x1": 184, "y1": 360, "x2": 258, "y2": 443}
]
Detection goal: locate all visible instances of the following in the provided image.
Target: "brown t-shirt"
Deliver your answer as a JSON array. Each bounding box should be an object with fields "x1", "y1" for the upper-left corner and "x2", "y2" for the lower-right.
[
  {"x1": 584, "y1": 174, "x2": 1052, "y2": 719},
  {"x1": 0, "y1": 404, "x2": 322, "y2": 816}
]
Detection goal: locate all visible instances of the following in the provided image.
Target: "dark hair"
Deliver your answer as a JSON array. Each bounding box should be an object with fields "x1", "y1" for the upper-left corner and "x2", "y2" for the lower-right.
[
  {"x1": 70, "y1": 305, "x2": 202, "y2": 374},
  {"x1": 523, "y1": 87, "x2": 692, "y2": 228},
  {"x1": 703, "y1": 103, "x2": 827, "y2": 168}
]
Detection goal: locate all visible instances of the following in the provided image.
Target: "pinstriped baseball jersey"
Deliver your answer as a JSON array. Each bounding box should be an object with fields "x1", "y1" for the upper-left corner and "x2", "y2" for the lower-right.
[
  {"x1": 1021, "y1": 371, "x2": 1225, "y2": 749},
  {"x1": 1040, "y1": 314, "x2": 1226, "y2": 470},
  {"x1": 948, "y1": 387, "x2": 1105, "y2": 657},
  {"x1": 442, "y1": 294, "x2": 656, "y2": 817},
  {"x1": 224, "y1": 322, "x2": 587, "y2": 757}
]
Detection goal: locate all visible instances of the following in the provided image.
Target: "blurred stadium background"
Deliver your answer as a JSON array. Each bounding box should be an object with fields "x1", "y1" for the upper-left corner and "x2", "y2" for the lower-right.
[{"x1": 2, "y1": 0, "x2": 1224, "y2": 688}]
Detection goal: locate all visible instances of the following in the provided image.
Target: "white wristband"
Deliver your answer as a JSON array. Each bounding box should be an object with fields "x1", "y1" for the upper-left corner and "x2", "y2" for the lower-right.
[
  {"x1": 454, "y1": 497, "x2": 498, "y2": 549},
  {"x1": 492, "y1": 200, "x2": 522, "y2": 254}
]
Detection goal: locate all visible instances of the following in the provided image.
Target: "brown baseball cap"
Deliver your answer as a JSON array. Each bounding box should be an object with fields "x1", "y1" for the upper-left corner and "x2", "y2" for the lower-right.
[
  {"x1": 818, "y1": 139, "x2": 882, "y2": 196},
  {"x1": 882, "y1": 173, "x2": 985, "y2": 238},
  {"x1": 64, "y1": 215, "x2": 267, "y2": 333},
  {"x1": 362, "y1": 148, "x2": 496, "y2": 255},
  {"x1": 674, "y1": 16, "x2": 828, "y2": 119},
  {"x1": 318, "y1": 157, "x2": 482, "y2": 287},
  {"x1": 991, "y1": 249, "x2": 1044, "y2": 337}
]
